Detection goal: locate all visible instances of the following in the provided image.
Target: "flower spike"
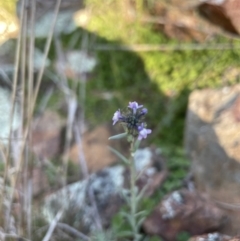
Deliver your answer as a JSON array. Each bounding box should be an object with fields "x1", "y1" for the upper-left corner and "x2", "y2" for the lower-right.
[{"x1": 111, "y1": 101, "x2": 151, "y2": 140}]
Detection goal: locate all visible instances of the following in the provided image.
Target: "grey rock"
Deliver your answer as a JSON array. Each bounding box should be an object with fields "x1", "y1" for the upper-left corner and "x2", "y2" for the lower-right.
[
  {"x1": 17, "y1": 0, "x2": 84, "y2": 38},
  {"x1": 184, "y1": 85, "x2": 240, "y2": 234},
  {"x1": 43, "y1": 147, "x2": 166, "y2": 233},
  {"x1": 32, "y1": 11, "x2": 77, "y2": 38},
  {"x1": 17, "y1": 0, "x2": 84, "y2": 20},
  {"x1": 43, "y1": 165, "x2": 125, "y2": 233},
  {"x1": 189, "y1": 232, "x2": 231, "y2": 241},
  {"x1": 143, "y1": 189, "x2": 226, "y2": 241}
]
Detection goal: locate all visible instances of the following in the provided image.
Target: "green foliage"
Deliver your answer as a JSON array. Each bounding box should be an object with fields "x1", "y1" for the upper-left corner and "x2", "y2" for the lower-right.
[
  {"x1": 149, "y1": 237, "x2": 162, "y2": 241},
  {"x1": 0, "y1": 0, "x2": 16, "y2": 15},
  {"x1": 67, "y1": 161, "x2": 81, "y2": 182},
  {"x1": 177, "y1": 232, "x2": 191, "y2": 241},
  {"x1": 44, "y1": 162, "x2": 59, "y2": 187},
  {"x1": 111, "y1": 205, "x2": 133, "y2": 239},
  {"x1": 160, "y1": 145, "x2": 190, "y2": 193},
  {"x1": 81, "y1": 25, "x2": 240, "y2": 147}
]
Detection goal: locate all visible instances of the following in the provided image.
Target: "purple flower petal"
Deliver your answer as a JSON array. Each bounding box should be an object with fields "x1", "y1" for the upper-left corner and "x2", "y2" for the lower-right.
[
  {"x1": 112, "y1": 110, "x2": 122, "y2": 125},
  {"x1": 138, "y1": 123, "x2": 145, "y2": 131},
  {"x1": 140, "y1": 108, "x2": 148, "y2": 115},
  {"x1": 128, "y1": 101, "x2": 143, "y2": 114},
  {"x1": 138, "y1": 125, "x2": 152, "y2": 140}
]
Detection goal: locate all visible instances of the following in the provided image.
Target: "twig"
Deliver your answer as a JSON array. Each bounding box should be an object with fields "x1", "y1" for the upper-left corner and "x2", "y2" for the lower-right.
[
  {"x1": 26, "y1": 178, "x2": 32, "y2": 240},
  {"x1": 215, "y1": 200, "x2": 240, "y2": 210},
  {"x1": 57, "y1": 222, "x2": 90, "y2": 241},
  {"x1": 42, "y1": 209, "x2": 63, "y2": 241},
  {"x1": 140, "y1": 15, "x2": 214, "y2": 35},
  {"x1": 93, "y1": 43, "x2": 240, "y2": 52},
  {"x1": 74, "y1": 124, "x2": 88, "y2": 179},
  {"x1": 63, "y1": 97, "x2": 77, "y2": 186},
  {"x1": 54, "y1": 35, "x2": 77, "y2": 188},
  {"x1": 37, "y1": 87, "x2": 53, "y2": 114},
  {"x1": 5, "y1": 0, "x2": 62, "y2": 233},
  {"x1": 3, "y1": 0, "x2": 26, "y2": 230},
  {"x1": 28, "y1": 0, "x2": 36, "y2": 111},
  {"x1": 25, "y1": 0, "x2": 36, "y2": 238},
  {"x1": 31, "y1": 0, "x2": 61, "y2": 115}
]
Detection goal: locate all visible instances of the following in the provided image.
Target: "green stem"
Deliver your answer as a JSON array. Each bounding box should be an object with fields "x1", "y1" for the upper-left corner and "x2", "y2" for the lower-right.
[{"x1": 129, "y1": 140, "x2": 139, "y2": 241}]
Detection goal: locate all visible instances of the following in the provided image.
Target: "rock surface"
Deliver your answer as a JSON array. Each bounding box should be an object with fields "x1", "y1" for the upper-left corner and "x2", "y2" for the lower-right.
[
  {"x1": 31, "y1": 110, "x2": 65, "y2": 160},
  {"x1": 143, "y1": 189, "x2": 226, "y2": 241},
  {"x1": 185, "y1": 85, "x2": 240, "y2": 234},
  {"x1": 17, "y1": 0, "x2": 84, "y2": 21},
  {"x1": 198, "y1": 0, "x2": 240, "y2": 35},
  {"x1": 68, "y1": 125, "x2": 116, "y2": 173},
  {"x1": 189, "y1": 233, "x2": 240, "y2": 241},
  {"x1": 43, "y1": 147, "x2": 167, "y2": 233},
  {"x1": 31, "y1": 112, "x2": 115, "y2": 174}
]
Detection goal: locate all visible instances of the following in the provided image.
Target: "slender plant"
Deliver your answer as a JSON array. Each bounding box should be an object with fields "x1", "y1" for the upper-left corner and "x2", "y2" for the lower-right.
[{"x1": 109, "y1": 101, "x2": 151, "y2": 241}]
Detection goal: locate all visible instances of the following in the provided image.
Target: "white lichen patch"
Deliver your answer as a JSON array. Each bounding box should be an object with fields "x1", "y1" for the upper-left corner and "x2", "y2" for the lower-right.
[
  {"x1": 34, "y1": 11, "x2": 77, "y2": 37},
  {"x1": 134, "y1": 148, "x2": 152, "y2": 172},
  {"x1": 43, "y1": 165, "x2": 125, "y2": 230},
  {"x1": 145, "y1": 167, "x2": 156, "y2": 177},
  {"x1": 106, "y1": 165, "x2": 125, "y2": 188},
  {"x1": 43, "y1": 180, "x2": 87, "y2": 222},
  {"x1": 206, "y1": 233, "x2": 220, "y2": 241},
  {"x1": 88, "y1": 165, "x2": 124, "y2": 204},
  {"x1": 67, "y1": 51, "x2": 97, "y2": 74},
  {"x1": 161, "y1": 191, "x2": 183, "y2": 220},
  {"x1": 171, "y1": 191, "x2": 183, "y2": 204},
  {"x1": 161, "y1": 198, "x2": 175, "y2": 220}
]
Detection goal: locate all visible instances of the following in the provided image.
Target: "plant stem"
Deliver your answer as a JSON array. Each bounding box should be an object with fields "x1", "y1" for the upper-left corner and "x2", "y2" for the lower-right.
[{"x1": 130, "y1": 140, "x2": 139, "y2": 241}]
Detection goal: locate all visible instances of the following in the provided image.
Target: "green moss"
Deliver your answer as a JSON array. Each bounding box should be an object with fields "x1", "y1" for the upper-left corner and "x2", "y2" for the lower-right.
[{"x1": 0, "y1": 0, "x2": 16, "y2": 15}]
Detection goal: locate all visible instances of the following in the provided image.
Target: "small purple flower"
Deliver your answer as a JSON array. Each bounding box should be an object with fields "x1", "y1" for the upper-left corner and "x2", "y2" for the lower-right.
[
  {"x1": 140, "y1": 108, "x2": 148, "y2": 115},
  {"x1": 128, "y1": 101, "x2": 143, "y2": 114},
  {"x1": 138, "y1": 123, "x2": 152, "y2": 140},
  {"x1": 112, "y1": 102, "x2": 151, "y2": 139},
  {"x1": 112, "y1": 109, "x2": 122, "y2": 125}
]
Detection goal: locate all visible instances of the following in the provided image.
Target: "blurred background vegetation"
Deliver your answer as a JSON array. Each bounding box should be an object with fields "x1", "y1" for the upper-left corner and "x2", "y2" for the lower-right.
[
  {"x1": 2, "y1": 0, "x2": 240, "y2": 148},
  {"x1": 2, "y1": 0, "x2": 240, "y2": 195}
]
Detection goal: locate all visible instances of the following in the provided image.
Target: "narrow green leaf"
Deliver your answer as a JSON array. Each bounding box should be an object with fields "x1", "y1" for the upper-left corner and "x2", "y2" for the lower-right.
[
  {"x1": 134, "y1": 139, "x2": 141, "y2": 151},
  {"x1": 108, "y1": 146, "x2": 130, "y2": 164},
  {"x1": 119, "y1": 212, "x2": 134, "y2": 229},
  {"x1": 116, "y1": 231, "x2": 133, "y2": 238},
  {"x1": 137, "y1": 217, "x2": 146, "y2": 230},
  {"x1": 120, "y1": 190, "x2": 130, "y2": 204},
  {"x1": 136, "y1": 184, "x2": 149, "y2": 203},
  {"x1": 108, "y1": 132, "x2": 128, "y2": 140},
  {"x1": 136, "y1": 166, "x2": 148, "y2": 180},
  {"x1": 135, "y1": 210, "x2": 147, "y2": 219}
]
